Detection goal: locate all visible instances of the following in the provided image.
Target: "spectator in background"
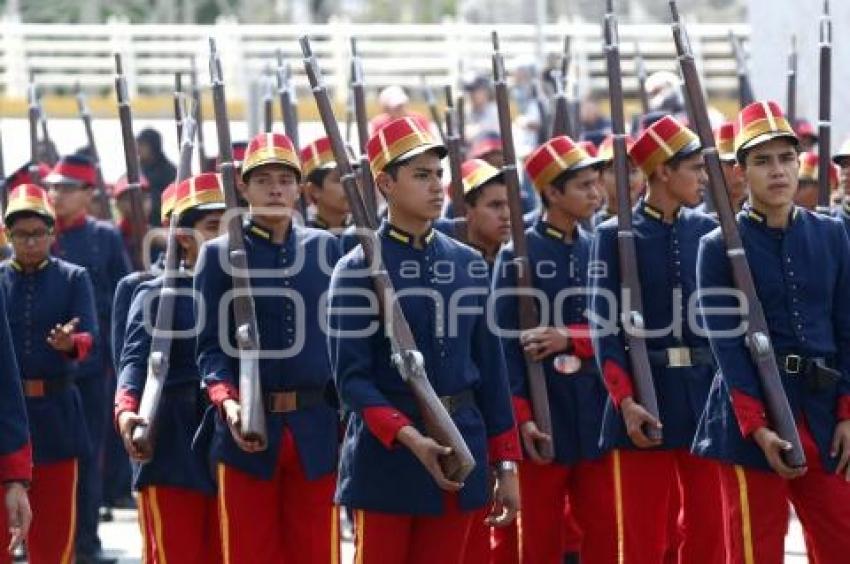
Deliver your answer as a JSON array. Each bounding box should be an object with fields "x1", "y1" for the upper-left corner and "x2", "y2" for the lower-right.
[
  {"x1": 136, "y1": 128, "x2": 176, "y2": 226},
  {"x1": 465, "y1": 75, "x2": 500, "y2": 141},
  {"x1": 368, "y1": 86, "x2": 430, "y2": 136},
  {"x1": 578, "y1": 93, "x2": 612, "y2": 146}
]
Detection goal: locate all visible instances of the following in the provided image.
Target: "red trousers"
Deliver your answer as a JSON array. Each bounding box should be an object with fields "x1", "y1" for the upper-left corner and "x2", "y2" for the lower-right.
[
  {"x1": 719, "y1": 423, "x2": 850, "y2": 564},
  {"x1": 353, "y1": 493, "x2": 478, "y2": 564},
  {"x1": 0, "y1": 459, "x2": 77, "y2": 564},
  {"x1": 217, "y1": 428, "x2": 339, "y2": 564},
  {"x1": 608, "y1": 448, "x2": 724, "y2": 564},
  {"x1": 490, "y1": 458, "x2": 615, "y2": 564},
  {"x1": 138, "y1": 485, "x2": 221, "y2": 563}
]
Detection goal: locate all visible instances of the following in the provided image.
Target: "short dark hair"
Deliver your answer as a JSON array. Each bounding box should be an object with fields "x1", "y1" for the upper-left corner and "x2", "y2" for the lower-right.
[
  {"x1": 306, "y1": 167, "x2": 333, "y2": 188},
  {"x1": 242, "y1": 163, "x2": 301, "y2": 185},
  {"x1": 540, "y1": 167, "x2": 583, "y2": 208},
  {"x1": 464, "y1": 179, "x2": 502, "y2": 208},
  {"x1": 5, "y1": 210, "x2": 53, "y2": 229},
  {"x1": 737, "y1": 137, "x2": 799, "y2": 169}
]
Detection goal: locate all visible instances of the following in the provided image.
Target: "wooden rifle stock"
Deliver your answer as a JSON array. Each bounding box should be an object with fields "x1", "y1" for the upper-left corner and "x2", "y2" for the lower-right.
[
  {"x1": 349, "y1": 38, "x2": 379, "y2": 227},
  {"x1": 604, "y1": 2, "x2": 662, "y2": 443},
  {"x1": 443, "y1": 86, "x2": 467, "y2": 242},
  {"x1": 817, "y1": 1, "x2": 832, "y2": 213},
  {"x1": 209, "y1": 39, "x2": 267, "y2": 450},
  {"x1": 114, "y1": 54, "x2": 151, "y2": 271},
  {"x1": 670, "y1": 0, "x2": 805, "y2": 467},
  {"x1": 74, "y1": 84, "x2": 112, "y2": 220},
  {"x1": 492, "y1": 31, "x2": 554, "y2": 461},
  {"x1": 130, "y1": 101, "x2": 197, "y2": 461},
  {"x1": 174, "y1": 72, "x2": 184, "y2": 143},
  {"x1": 27, "y1": 84, "x2": 42, "y2": 185},
  {"x1": 786, "y1": 36, "x2": 797, "y2": 127},
  {"x1": 301, "y1": 35, "x2": 475, "y2": 482}
]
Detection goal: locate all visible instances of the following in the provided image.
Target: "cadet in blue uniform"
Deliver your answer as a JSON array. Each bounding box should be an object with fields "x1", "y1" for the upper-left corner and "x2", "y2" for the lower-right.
[
  {"x1": 694, "y1": 101, "x2": 850, "y2": 564},
  {"x1": 0, "y1": 281, "x2": 32, "y2": 562},
  {"x1": 194, "y1": 132, "x2": 342, "y2": 563},
  {"x1": 589, "y1": 116, "x2": 723, "y2": 563},
  {"x1": 300, "y1": 136, "x2": 353, "y2": 232},
  {"x1": 492, "y1": 135, "x2": 609, "y2": 564},
  {"x1": 328, "y1": 116, "x2": 521, "y2": 564},
  {"x1": 115, "y1": 173, "x2": 225, "y2": 563},
  {"x1": 592, "y1": 134, "x2": 644, "y2": 228},
  {"x1": 0, "y1": 184, "x2": 98, "y2": 564},
  {"x1": 46, "y1": 155, "x2": 130, "y2": 564}
]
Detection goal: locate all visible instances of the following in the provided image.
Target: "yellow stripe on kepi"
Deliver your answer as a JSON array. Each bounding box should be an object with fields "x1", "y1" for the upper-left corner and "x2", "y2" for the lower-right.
[
  {"x1": 218, "y1": 464, "x2": 232, "y2": 564},
  {"x1": 60, "y1": 460, "x2": 79, "y2": 564},
  {"x1": 149, "y1": 486, "x2": 169, "y2": 564},
  {"x1": 613, "y1": 450, "x2": 625, "y2": 564},
  {"x1": 354, "y1": 509, "x2": 365, "y2": 564},
  {"x1": 734, "y1": 465, "x2": 756, "y2": 564}
]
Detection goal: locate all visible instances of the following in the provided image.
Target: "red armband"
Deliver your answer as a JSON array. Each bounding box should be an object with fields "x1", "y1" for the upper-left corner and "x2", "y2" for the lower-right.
[
  {"x1": 730, "y1": 389, "x2": 768, "y2": 438},
  {"x1": 64, "y1": 332, "x2": 93, "y2": 361},
  {"x1": 566, "y1": 324, "x2": 594, "y2": 359},
  {"x1": 113, "y1": 388, "x2": 140, "y2": 425},
  {"x1": 362, "y1": 406, "x2": 413, "y2": 450},
  {"x1": 512, "y1": 396, "x2": 533, "y2": 425},
  {"x1": 207, "y1": 381, "x2": 239, "y2": 408},
  {"x1": 837, "y1": 395, "x2": 850, "y2": 422},
  {"x1": 602, "y1": 359, "x2": 634, "y2": 408},
  {"x1": 488, "y1": 427, "x2": 522, "y2": 462},
  {"x1": 0, "y1": 443, "x2": 32, "y2": 483}
]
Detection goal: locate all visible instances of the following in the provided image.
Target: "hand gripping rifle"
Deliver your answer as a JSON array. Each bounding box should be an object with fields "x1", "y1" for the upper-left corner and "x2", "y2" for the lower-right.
[
  {"x1": 209, "y1": 39, "x2": 267, "y2": 450},
  {"x1": 786, "y1": 35, "x2": 797, "y2": 127},
  {"x1": 130, "y1": 97, "x2": 197, "y2": 460},
  {"x1": 670, "y1": 1, "x2": 805, "y2": 467},
  {"x1": 349, "y1": 38, "x2": 379, "y2": 227},
  {"x1": 443, "y1": 85, "x2": 467, "y2": 242},
  {"x1": 115, "y1": 54, "x2": 151, "y2": 271},
  {"x1": 301, "y1": 35, "x2": 475, "y2": 482},
  {"x1": 492, "y1": 31, "x2": 554, "y2": 461},
  {"x1": 729, "y1": 32, "x2": 755, "y2": 109},
  {"x1": 817, "y1": 1, "x2": 832, "y2": 213},
  {"x1": 74, "y1": 84, "x2": 113, "y2": 220},
  {"x1": 604, "y1": 1, "x2": 662, "y2": 443}
]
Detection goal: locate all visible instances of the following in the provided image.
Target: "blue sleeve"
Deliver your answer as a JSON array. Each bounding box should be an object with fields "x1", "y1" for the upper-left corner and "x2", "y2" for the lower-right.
[
  {"x1": 117, "y1": 284, "x2": 155, "y2": 398},
  {"x1": 109, "y1": 226, "x2": 132, "y2": 290},
  {"x1": 194, "y1": 240, "x2": 236, "y2": 388},
  {"x1": 73, "y1": 269, "x2": 100, "y2": 362},
  {"x1": 491, "y1": 246, "x2": 528, "y2": 399},
  {"x1": 695, "y1": 233, "x2": 762, "y2": 400},
  {"x1": 828, "y1": 222, "x2": 850, "y2": 397},
  {"x1": 111, "y1": 276, "x2": 135, "y2": 370},
  {"x1": 0, "y1": 290, "x2": 29, "y2": 458},
  {"x1": 589, "y1": 226, "x2": 628, "y2": 372}
]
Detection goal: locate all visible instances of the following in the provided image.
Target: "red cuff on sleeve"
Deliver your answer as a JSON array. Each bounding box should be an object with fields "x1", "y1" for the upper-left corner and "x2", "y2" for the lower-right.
[
  {"x1": 113, "y1": 388, "x2": 140, "y2": 426},
  {"x1": 566, "y1": 324, "x2": 594, "y2": 359},
  {"x1": 63, "y1": 332, "x2": 93, "y2": 361},
  {"x1": 837, "y1": 395, "x2": 850, "y2": 421},
  {"x1": 730, "y1": 389, "x2": 768, "y2": 438},
  {"x1": 207, "y1": 382, "x2": 240, "y2": 408},
  {"x1": 0, "y1": 442, "x2": 33, "y2": 483},
  {"x1": 488, "y1": 427, "x2": 522, "y2": 462},
  {"x1": 362, "y1": 406, "x2": 413, "y2": 450},
  {"x1": 602, "y1": 359, "x2": 634, "y2": 408},
  {"x1": 512, "y1": 396, "x2": 533, "y2": 425}
]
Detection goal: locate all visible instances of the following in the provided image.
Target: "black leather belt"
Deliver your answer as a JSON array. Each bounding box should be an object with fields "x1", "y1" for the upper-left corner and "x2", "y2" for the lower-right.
[
  {"x1": 386, "y1": 389, "x2": 476, "y2": 416},
  {"x1": 23, "y1": 376, "x2": 74, "y2": 398},
  {"x1": 775, "y1": 353, "x2": 842, "y2": 391},
  {"x1": 646, "y1": 346, "x2": 714, "y2": 368},
  {"x1": 264, "y1": 388, "x2": 327, "y2": 413}
]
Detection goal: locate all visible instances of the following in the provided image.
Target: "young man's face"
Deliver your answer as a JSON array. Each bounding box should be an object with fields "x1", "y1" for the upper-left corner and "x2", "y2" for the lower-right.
[
  {"x1": 736, "y1": 138, "x2": 799, "y2": 210},
  {"x1": 545, "y1": 167, "x2": 600, "y2": 221},
  {"x1": 48, "y1": 184, "x2": 92, "y2": 220},
  {"x1": 721, "y1": 160, "x2": 748, "y2": 205},
  {"x1": 793, "y1": 180, "x2": 818, "y2": 211},
  {"x1": 658, "y1": 152, "x2": 706, "y2": 208},
  {"x1": 306, "y1": 167, "x2": 350, "y2": 217},
  {"x1": 466, "y1": 182, "x2": 511, "y2": 248},
  {"x1": 378, "y1": 151, "x2": 445, "y2": 223},
  {"x1": 601, "y1": 161, "x2": 644, "y2": 211},
  {"x1": 241, "y1": 164, "x2": 300, "y2": 221},
  {"x1": 177, "y1": 209, "x2": 224, "y2": 257},
  {"x1": 8, "y1": 216, "x2": 52, "y2": 267}
]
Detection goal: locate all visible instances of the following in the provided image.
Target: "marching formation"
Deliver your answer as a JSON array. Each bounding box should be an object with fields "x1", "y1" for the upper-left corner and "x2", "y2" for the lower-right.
[{"x1": 1, "y1": 1, "x2": 850, "y2": 563}]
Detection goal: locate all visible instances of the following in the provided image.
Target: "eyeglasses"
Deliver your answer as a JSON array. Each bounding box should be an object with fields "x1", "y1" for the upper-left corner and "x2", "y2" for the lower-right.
[{"x1": 9, "y1": 230, "x2": 51, "y2": 245}]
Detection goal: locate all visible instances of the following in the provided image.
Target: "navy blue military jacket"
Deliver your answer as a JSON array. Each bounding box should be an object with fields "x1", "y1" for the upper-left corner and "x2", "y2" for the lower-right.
[
  {"x1": 835, "y1": 204, "x2": 850, "y2": 240},
  {"x1": 493, "y1": 219, "x2": 607, "y2": 464},
  {"x1": 328, "y1": 222, "x2": 517, "y2": 515},
  {"x1": 0, "y1": 289, "x2": 31, "y2": 482},
  {"x1": 118, "y1": 274, "x2": 215, "y2": 494},
  {"x1": 694, "y1": 206, "x2": 850, "y2": 472},
  {"x1": 53, "y1": 216, "x2": 131, "y2": 376},
  {"x1": 590, "y1": 201, "x2": 718, "y2": 450},
  {"x1": 194, "y1": 220, "x2": 342, "y2": 480},
  {"x1": 0, "y1": 257, "x2": 98, "y2": 463},
  {"x1": 111, "y1": 266, "x2": 159, "y2": 370}
]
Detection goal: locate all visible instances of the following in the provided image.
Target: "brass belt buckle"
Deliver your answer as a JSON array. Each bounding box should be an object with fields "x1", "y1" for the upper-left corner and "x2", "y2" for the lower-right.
[
  {"x1": 784, "y1": 355, "x2": 803, "y2": 374},
  {"x1": 667, "y1": 347, "x2": 692, "y2": 368},
  {"x1": 24, "y1": 380, "x2": 45, "y2": 398},
  {"x1": 268, "y1": 392, "x2": 297, "y2": 413}
]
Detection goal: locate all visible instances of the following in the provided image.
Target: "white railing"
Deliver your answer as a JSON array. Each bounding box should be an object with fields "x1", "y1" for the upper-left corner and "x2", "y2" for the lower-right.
[{"x1": 0, "y1": 18, "x2": 750, "y2": 101}]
